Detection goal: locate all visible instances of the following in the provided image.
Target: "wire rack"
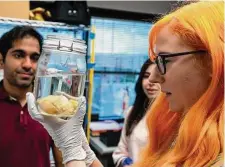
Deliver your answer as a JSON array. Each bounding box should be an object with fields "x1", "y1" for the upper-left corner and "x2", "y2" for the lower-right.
[{"x1": 0, "y1": 17, "x2": 90, "y2": 31}]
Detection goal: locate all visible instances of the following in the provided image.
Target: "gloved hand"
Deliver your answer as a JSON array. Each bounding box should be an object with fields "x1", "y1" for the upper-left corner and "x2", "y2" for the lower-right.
[
  {"x1": 81, "y1": 128, "x2": 97, "y2": 166},
  {"x1": 58, "y1": 93, "x2": 97, "y2": 166},
  {"x1": 26, "y1": 92, "x2": 86, "y2": 164}
]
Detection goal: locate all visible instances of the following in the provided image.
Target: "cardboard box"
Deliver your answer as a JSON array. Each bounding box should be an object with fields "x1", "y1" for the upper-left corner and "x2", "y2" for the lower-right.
[{"x1": 0, "y1": 1, "x2": 29, "y2": 19}]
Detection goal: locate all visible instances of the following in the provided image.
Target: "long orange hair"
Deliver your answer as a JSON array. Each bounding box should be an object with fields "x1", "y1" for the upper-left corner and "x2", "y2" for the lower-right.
[{"x1": 133, "y1": 1, "x2": 224, "y2": 167}]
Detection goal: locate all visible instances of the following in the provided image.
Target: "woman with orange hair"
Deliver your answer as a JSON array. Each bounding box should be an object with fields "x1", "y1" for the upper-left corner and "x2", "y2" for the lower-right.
[
  {"x1": 133, "y1": 1, "x2": 224, "y2": 167},
  {"x1": 26, "y1": 1, "x2": 223, "y2": 167}
]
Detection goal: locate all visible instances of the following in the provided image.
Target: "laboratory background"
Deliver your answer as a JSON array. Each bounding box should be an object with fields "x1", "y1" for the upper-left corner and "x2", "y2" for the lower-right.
[{"x1": 0, "y1": 1, "x2": 179, "y2": 167}]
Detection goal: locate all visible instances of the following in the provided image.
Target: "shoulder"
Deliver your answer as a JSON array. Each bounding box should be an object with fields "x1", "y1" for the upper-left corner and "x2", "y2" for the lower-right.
[
  {"x1": 210, "y1": 160, "x2": 224, "y2": 167},
  {"x1": 124, "y1": 106, "x2": 133, "y2": 118},
  {"x1": 209, "y1": 154, "x2": 224, "y2": 167}
]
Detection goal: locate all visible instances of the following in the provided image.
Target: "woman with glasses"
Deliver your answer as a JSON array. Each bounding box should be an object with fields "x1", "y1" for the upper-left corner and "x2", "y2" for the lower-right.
[
  {"x1": 133, "y1": 1, "x2": 224, "y2": 167},
  {"x1": 26, "y1": 1, "x2": 223, "y2": 167},
  {"x1": 113, "y1": 59, "x2": 160, "y2": 167}
]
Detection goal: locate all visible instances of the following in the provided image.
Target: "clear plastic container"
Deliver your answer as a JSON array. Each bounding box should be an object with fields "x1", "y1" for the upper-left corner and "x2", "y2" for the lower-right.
[{"x1": 33, "y1": 35, "x2": 87, "y2": 117}]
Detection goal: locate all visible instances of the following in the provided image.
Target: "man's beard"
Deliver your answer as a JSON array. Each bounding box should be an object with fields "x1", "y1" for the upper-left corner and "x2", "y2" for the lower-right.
[{"x1": 12, "y1": 77, "x2": 34, "y2": 88}]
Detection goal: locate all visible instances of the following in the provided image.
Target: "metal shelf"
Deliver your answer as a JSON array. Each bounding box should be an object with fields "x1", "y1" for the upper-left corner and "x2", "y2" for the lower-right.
[{"x1": 0, "y1": 17, "x2": 90, "y2": 31}]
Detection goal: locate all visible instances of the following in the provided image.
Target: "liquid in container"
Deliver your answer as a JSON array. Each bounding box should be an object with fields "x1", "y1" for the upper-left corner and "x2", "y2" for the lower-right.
[{"x1": 33, "y1": 35, "x2": 87, "y2": 117}]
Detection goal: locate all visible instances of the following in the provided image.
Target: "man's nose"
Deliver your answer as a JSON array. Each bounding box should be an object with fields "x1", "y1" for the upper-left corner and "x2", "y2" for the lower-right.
[
  {"x1": 148, "y1": 64, "x2": 164, "y2": 84},
  {"x1": 22, "y1": 57, "x2": 32, "y2": 69}
]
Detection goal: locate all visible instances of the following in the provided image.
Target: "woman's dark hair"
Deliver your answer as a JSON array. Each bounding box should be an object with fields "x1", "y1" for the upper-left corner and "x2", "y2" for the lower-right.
[
  {"x1": 125, "y1": 59, "x2": 154, "y2": 136},
  {"x1": 0, "y1": 25, "x2": 43, "y2": 62}
]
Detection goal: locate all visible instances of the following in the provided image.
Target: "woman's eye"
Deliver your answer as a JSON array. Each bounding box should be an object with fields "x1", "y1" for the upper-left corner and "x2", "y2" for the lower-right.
[
  {"x1": 164, "y1": 59, "x2": 171, "y2": 64},
  {"x1": 143, "y1": 74, "x2": 149, "y2": 78}
]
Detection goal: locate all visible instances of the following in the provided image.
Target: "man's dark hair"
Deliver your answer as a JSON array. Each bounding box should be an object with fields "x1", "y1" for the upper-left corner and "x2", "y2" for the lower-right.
[{"x1": 0, "y1": 25, "x2": 43, "y2": 62}]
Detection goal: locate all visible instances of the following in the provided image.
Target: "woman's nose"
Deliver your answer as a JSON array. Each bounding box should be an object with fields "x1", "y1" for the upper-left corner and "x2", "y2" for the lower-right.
[{"x1": 148, "y1": 64, "x2": 164, "y2": 84}]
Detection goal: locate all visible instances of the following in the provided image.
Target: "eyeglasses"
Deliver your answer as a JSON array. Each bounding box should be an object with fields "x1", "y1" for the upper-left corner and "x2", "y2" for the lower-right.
[{"x1": 154, "y1": 50, "x2": 206, "y2": 75}]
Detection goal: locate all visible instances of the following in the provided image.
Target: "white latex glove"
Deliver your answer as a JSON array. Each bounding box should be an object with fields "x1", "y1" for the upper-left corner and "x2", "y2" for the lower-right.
[
  {"x1": 55, "y1": 92, "x2": 97, "y2": 166},
  {"x1": 81, "y1": 128, "x2": 97, "y2": 166},
  {"x1": 26, "y1": 92, "x2": 86, "y2": 164}
]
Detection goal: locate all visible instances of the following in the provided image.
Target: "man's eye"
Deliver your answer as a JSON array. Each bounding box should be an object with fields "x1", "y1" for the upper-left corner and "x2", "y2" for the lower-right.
[
  {"x1": 31, "y1": 55, "x2": 40, "y2": 61},
  {"x1": 13, "y1": 53, "x2": 23, "y2": 58}
]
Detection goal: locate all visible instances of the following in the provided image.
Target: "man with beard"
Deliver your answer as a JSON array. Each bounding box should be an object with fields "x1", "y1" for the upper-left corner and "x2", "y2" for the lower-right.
[{"x1": 0, "y1": 26, "x2": 63, "y2": 167}]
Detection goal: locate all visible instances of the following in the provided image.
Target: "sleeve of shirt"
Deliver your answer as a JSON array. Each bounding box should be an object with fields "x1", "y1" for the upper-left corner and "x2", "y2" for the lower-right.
[
  {"x1": 112, "y1": 106, "x2": 133, "y2": 167},
  {"x1": 50, "y1": 135, "x2": 54, "y2": 148}
]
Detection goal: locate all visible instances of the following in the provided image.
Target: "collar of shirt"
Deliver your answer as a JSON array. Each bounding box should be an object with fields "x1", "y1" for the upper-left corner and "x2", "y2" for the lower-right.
[
  {"x1": 0, "y1": 80, "x2": 29, "y2": 127},
  {"x1": 0, "y1": 81, "x2": 27, "y2": 102},
  {"x1": 0, "y1": 81, "x2": 10, "y2": 100}
]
